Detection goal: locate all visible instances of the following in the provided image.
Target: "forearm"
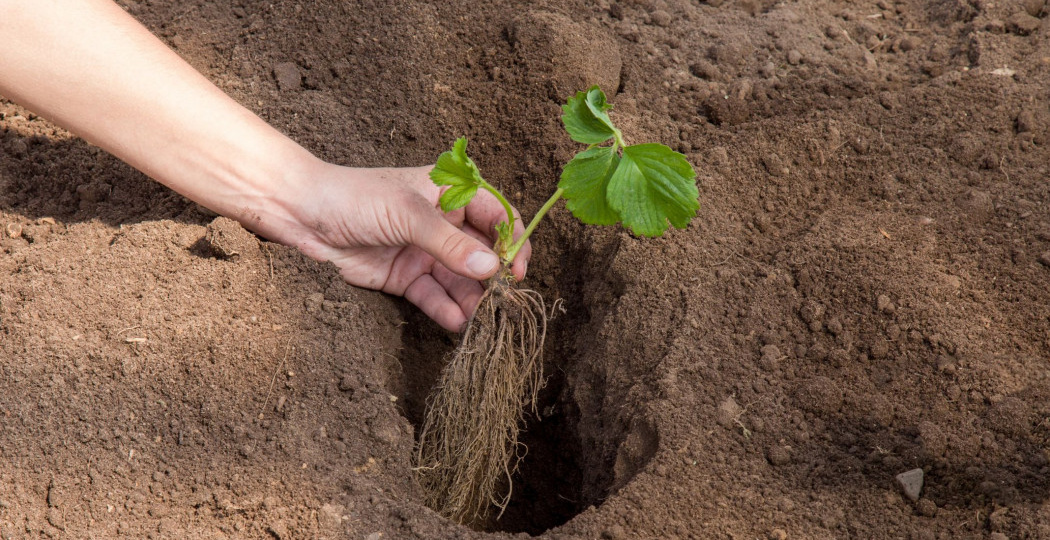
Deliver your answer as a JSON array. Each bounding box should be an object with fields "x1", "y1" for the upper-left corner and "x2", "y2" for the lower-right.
[{"x1": 0, "y1": 0, "x2": 319, "y2": 243}]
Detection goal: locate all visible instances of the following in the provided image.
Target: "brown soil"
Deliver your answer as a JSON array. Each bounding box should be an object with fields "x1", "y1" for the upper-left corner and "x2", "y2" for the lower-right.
[{"x1": 3, "y1": 0, "x2": 1050, "y2": 538}]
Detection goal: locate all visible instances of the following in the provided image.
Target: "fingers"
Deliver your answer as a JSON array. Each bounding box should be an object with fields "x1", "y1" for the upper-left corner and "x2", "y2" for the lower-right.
[
  {"x1": 404, "y1": 273, "x2": 468, "y2": 332},
  {"x1": 463, "y1": 189, "x2": 531, "y2": 280},
  {"x1": 406, "y1": 197, "x2": 500, "y2": 281},
  {"x1": 433, "y1": 264, "x2": 485, "y2": 317}
]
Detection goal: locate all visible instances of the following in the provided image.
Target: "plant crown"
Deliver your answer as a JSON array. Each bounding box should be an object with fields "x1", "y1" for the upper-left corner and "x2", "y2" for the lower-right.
[{"x1": 430, "y1": 85, "x2": 700, "y2": 265}]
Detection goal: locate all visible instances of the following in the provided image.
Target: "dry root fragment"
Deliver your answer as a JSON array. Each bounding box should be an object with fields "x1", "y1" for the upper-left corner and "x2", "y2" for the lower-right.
[{"x1": 415, "y1": 272, "x2": 552, "y2": 527}]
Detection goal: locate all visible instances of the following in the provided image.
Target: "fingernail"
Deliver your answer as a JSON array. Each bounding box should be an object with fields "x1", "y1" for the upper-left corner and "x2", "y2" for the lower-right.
[{"x1": 466, "y1": 250, "x2": 499, "y2": 276}]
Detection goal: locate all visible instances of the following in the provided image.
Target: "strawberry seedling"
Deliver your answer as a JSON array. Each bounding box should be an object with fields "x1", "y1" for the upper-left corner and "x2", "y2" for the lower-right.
[{"x1": 415, "y1": 86, "x2": 699, "y2": 526}]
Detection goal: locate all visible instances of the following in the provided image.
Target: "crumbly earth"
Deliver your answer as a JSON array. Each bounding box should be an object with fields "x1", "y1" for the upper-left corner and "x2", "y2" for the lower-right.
[{"x1": 3, "y1": 0, "x2": 1050, "y2": 538}]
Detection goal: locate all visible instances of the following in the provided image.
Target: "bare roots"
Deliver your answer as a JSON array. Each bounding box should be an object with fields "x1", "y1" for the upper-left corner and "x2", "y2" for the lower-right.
[{"x1": 414, "y1": 272, "x2": 551, "y2": 527}]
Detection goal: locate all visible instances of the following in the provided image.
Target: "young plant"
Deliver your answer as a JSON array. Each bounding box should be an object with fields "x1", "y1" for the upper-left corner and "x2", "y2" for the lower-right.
[{"x1": 414, "y1": 86, "x2": 699, "y2": 527}]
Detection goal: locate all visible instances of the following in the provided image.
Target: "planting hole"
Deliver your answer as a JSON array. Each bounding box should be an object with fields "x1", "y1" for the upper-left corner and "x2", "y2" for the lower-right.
[{"x1": 396, "y1": 308, "x2": 653, "y2": 535}]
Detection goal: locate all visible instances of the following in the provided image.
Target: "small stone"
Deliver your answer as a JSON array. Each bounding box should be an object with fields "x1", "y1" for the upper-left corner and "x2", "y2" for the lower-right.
[
  {"x1": 769, "y1": 529, "x2": 788, "y2": 540},
  {"x1": 338, "y1": 375, "x2": 357, "y2": 392},
  {"x1": 365, "y1": 533, "x2": 384, "y2": 540},
  {"x1": 786, "y1": 49, "x2": 802, "y2": 65},
  {"x1": 916, "y1": 498, "x2": 937, "y2": 517},
  {"x1": 4, "y1": 222, "x2": 22, "y2": 239},
  {"x1": 1037, "y1": 251, "x2": 1050, "y2": 267},
  {"x1": 826, "y1": 318, "x2": 843, "y2": 336},
  {"x1": 273, "y1": 62, "x2": 302, "y2": 91},
  {"x1": 896, "y1": 468, "x2": 924, "y2": 502}
]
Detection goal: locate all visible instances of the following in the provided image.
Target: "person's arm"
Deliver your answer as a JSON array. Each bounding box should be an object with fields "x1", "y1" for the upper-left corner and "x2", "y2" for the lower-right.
[{"x1": 0, "y1": 0, "x2": 530, "y2": 331}]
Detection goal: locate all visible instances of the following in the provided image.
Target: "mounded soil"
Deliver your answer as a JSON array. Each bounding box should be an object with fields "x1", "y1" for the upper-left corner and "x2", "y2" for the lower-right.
[{"x1": 4, "y1": 0, "x2": 1050, "y2": 538}]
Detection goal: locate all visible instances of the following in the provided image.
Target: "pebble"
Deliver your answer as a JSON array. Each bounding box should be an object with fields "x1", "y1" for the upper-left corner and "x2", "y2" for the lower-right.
[
  {"x1": 365, "y1": 533, "x2": 384, "y2": 540},
  {"x1": 602, "y1": 524, "x2": 627, "y2": 540},
  {"x1": 1037, "y1": 251, "x2": 1050, "y2": 267},
  {"x1": 895, "y1": 468, "x2": 924, "y2": 502},
  {"x1": 769, "y1": 529, "x2": 788, "y2": 540},
  {"x1": 786, "y1": 49, "x2": 802, "y2": 65}
]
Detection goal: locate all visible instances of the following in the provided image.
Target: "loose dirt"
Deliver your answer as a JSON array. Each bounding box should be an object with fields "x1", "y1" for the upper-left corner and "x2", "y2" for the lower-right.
[{"x1": 3, "y1": 0, "x2": 1050, "y2": 538}]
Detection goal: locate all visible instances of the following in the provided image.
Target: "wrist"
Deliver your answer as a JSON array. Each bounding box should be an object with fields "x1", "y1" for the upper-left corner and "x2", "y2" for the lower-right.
[{"x1": 220, "y1": 142, "x2": 327, "y2": 251}]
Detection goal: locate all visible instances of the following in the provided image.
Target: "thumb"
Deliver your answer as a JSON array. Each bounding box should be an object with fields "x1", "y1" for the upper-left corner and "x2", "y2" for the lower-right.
[{"x1": 410, "y1": 208, "x2": 501, "y2": 280}]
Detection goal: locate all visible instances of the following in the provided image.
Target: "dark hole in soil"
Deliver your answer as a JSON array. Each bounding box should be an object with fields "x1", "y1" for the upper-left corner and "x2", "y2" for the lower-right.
[
  {"x1": 395, "y1": 310, "x2": 608, "y2": 535},
  {"x1": 488, "y1": 371, "x2": 586, "y2": 534}
]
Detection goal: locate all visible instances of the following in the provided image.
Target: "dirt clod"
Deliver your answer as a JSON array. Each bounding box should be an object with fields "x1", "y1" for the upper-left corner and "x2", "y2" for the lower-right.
[
  {"x1": 273, "y1": 62, "x2": 302, "y2": 91},
  {"x1": 202, "y1": 216, "x2": 259, "y2": 260}
]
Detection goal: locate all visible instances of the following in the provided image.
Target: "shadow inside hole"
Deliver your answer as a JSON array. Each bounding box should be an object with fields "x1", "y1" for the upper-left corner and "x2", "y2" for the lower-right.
[{"x1": 395, "y1": 307, "x2": 613, "y2": 535}]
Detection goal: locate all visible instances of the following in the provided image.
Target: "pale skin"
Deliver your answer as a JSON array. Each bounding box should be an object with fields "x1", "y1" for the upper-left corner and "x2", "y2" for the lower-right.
[{"x1": 0, "y1": 0, "x2": 530, "y2": 332}]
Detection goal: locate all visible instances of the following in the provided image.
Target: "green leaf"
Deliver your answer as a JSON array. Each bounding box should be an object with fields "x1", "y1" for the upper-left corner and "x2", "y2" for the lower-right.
[
  {"x1": 430, "y1": 137, "x2": 483, "y2": 212},
  {"x1": 494, "y1": 221, "x2": 514, "y2": 250},
  {"x1": 606, "y1": 143, "x2": 699, "y2": 237},
  {"x1": 561, "y1": 86, "x2": 620, "y2": 145},
  {"x1": 559, "y1": 145, "x2": 621, "y2": 225}
]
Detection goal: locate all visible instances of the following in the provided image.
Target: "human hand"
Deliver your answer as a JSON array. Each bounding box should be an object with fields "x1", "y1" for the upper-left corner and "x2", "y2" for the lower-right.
[{"x1": 269, "y1": 162, "x2": 531, "y2": 332}]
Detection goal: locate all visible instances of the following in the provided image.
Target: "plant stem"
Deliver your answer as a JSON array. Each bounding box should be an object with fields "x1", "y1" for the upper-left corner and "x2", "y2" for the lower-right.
[
  {"x1": 478, "y1": 181, "x2": 518, "y2": 253},
  {"x1": 479, "y1": 182, "x2": 517, "y2": 230},
  {"x1": 504, "y1": 188, "x2": 564, "y2": 264}
]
